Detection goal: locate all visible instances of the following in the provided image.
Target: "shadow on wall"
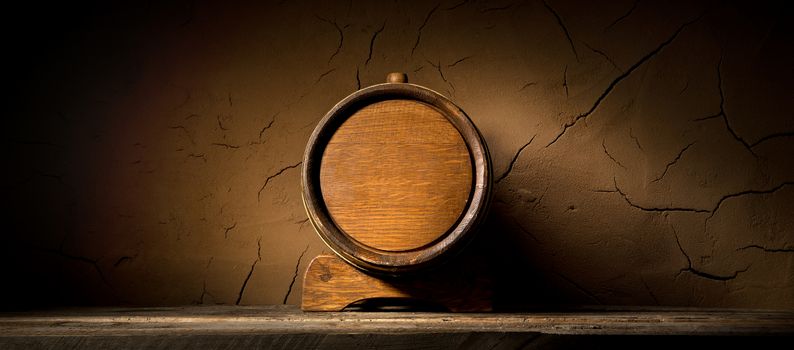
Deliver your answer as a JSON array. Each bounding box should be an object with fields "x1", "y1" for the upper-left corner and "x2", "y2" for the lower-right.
[{"x1": 4, "y1": 0, "x2": 793, "y2": 310}]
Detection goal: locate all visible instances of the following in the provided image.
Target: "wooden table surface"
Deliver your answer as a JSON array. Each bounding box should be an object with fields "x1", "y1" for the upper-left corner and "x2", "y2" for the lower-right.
[
  {"x1": 2, "y1": 305, "x2": 792, "y2": 337},
  {"x1": 0, "y1": 306, "x2": 794, "y2": 350}
]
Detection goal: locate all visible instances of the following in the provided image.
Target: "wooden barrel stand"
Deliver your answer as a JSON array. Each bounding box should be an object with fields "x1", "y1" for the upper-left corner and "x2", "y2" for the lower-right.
[{"x1": 302, "y1": 255, "x2": 492, "y2": 312}]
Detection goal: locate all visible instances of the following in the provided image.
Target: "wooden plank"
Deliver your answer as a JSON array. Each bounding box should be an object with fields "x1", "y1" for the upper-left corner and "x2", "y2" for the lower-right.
[
  {"x1": 0, "y1": 333, "x2": 541, "y2": 350},
  {"x1": 301, "y1": 255, "x2": 492, "y2": 312},
  {"x1": 3, "y1": 333, "x2": 789, "y2": 350},
  {"x1": 1, "y1": 305, "x2": 792, "y2": 337}
]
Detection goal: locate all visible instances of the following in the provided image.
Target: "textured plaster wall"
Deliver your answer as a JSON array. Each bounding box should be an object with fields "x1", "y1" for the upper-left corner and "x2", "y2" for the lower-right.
[{"x1": 6, "y1": 0, "x2": 793, "y2": 309}]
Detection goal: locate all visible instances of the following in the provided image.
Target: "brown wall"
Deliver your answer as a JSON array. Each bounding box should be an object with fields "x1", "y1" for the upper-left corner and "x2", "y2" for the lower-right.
[{"x1": 6, "y1": 0, "x2": 793, "y2": 309}]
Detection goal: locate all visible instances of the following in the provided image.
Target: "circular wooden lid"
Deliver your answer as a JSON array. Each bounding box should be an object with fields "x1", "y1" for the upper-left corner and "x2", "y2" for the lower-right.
[{"x1": 319, "y1": 100, "x2": 473, "y2": 251}]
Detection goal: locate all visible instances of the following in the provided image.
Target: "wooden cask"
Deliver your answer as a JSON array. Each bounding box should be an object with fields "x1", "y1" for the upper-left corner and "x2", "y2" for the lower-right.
[{"x1": 302, "y1": 73, "x2": 491, "y2": 275}]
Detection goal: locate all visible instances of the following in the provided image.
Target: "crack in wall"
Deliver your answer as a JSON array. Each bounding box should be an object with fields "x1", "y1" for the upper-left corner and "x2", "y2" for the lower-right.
[
  {"x1": 113, "y1": 255, "x2": 134, "y2": 268},
  {"x1": 606, "y1": 178, "x2": 792, "y2": 222},
  {"x1": 513, "y1": 218, "x2": 540, "y2": 242},
  {"x1": 44, "y1": 248, "x2": 112, "y2": 289},
  {"x1": 679, "y1": 78, "x2": 690, "y2": 94},
  {"x1": 365, "y1": 21, "x2": 386, "y2": 66},
  {"x1": 316, "y1": 15, "x2": 344, "y2": 63},
  {"x1": 533, "y1": 187, "x2": 548, "y2": 211},
  {"x1": 448, "y1": 55, "x2": 473, "y2": 67},
  {"x1": 480, "y1": 3, "x2": 514, "y2": 13},
  {"x1": 188, "y1": 153, "x2": 207, "y2": 162},
  {"x1": 211, "y1": 142, "x2": 240, "y2": 149},
  {"x1": 283, "y1": 244, "x2": 310, "y2": 304},
  {"x1": 602, "y1": 139, "x2": 626, "y2": 169},
  {"x1": 562, "y1": 65, "x2": 569, "y2": 97},
  {"x1": 295, "y1": 218, "x2": 310, "y2": 231},
  {"x1": 216, "y1": 115, "x2": 229, "y2": 131},
  {"x1": 546, "y1": 13, "x2": 702, "y2": 147},
  {"x1": 736, "y1": 245, "x2": 794, "y2": 253},
  {"x1": 694, "y1": 55, "x2": 756, "y2": 156},
  {"x1": 640, "y1": 277, "x2": 660, "y2": 305},
  {"x1": 236, "y1": 237, "x2": 262, "y2": 305},
  {"x1": 593, "y1": 188, "x2": 619, "y2": 194},
  {"x1": 553, "y1": 271, "x2": 602, "y2": 304},
  {"x1": 198, "y1": 281, "x2": 213, "y2": 305},
  {"x1": 583, "y1": 41, "x2": 622, "y2": 71},
  {"x1": 412, "y1": 3, "x2": 440, "y2": 56},
  {"x1": 685, "y1": 266, "x2": 749, "y2": 281},
  {"x1": 707, "y1": 182, "x2": 794, "y2": 220},
  {"x1": 670, "y1": 225, "x2": 749, "y2": 282},
  {"x1": 605, "y1": 0, "x2": 639, "y2": 31},
  {"x1": 495, "y1": 134, "x2": 536, "y2": 183},
  {"x1": 197, "y1": 258, "x2": 214, "y2": 305},
  {"x1": 542, "y1": 0, "x2": 579, "y2": 62},
  {"x1": 223, "y1": 222, "x2": 237, "y2": 239},
  {"x1": 315, "y1": 68, "x2": 337, "y2": 84},
  {"x1": 613, "y1": 178, "x2": 709, "y2": 213},
  {"x1": 628, "y1": 126, "x2": 644, "y2": 150},
  {"x1": 355, "y1": 66, "x2": 361, "y2": 89},
  {"x1": 427, "y1": 60, "x2": 455, "y2": 93},
  {"x1": 258, "y1": 113, "x2": 277, "y2": 141},
  {"x1": 257, "y1": 161, "x2": 302, "y2": 202},
  {"x1": 291, "y1": 68, "x2": 340, "y2": 104},
  {"x1": 749, "y1": 131, "x2": 794, "y2": 149},
  {"x1": 652, "y1": 142, "x2": 695, "y2": 182},
  {"x1": 169, "y1": 125, "x2": 195, "y2": 145},
  {"x1": 444, "y1": 0, "x2": 469, "y2": 11},
  {"x1": 519, "y1": 82, "x2": 537, "y2": 92}
]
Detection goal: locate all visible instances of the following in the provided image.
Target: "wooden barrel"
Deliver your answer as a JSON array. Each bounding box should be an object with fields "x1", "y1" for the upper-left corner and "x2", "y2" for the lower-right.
[{"x1": 302, "y1": 72, "x2": 491, "y2": 275}]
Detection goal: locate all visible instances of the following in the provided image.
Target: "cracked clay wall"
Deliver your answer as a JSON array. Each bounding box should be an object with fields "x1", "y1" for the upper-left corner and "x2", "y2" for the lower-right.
[{"x1": 6, "y1": 0, "x2": 793, "y2": 310}]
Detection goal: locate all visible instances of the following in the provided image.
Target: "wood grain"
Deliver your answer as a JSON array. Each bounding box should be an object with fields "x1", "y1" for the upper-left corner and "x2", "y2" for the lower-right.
[
  {"x1": 320, "y1": 100, "x2": 472, "y2": 251},
  {"x1": 301, "y1": 255, "x2": 492, "y2": 312},
  {"x1": 2, "y1": 306, "x2": 792, "y2": 337},
  {"x1": 0, "y1": 333, "x2": 541, "y2": 350}
]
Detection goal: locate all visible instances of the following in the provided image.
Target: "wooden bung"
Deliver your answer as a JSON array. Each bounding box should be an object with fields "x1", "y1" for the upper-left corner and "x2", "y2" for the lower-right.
[{"x1": 302, "y1": 72, "x2": 492, "y2": 275}]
